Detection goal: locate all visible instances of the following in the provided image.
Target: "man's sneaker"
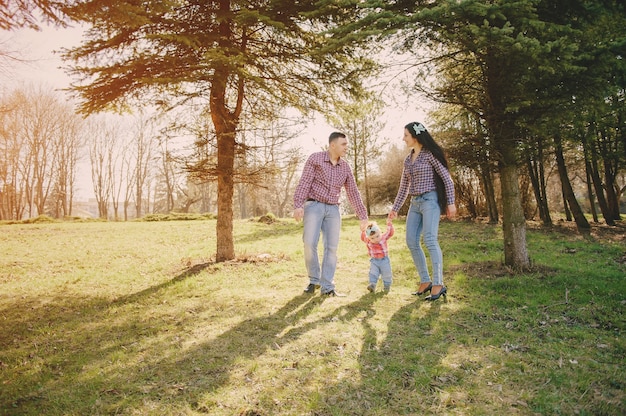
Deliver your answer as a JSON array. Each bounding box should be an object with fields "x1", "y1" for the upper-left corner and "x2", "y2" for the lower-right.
[
  {"x1": 367, "y1": 284, "x2": 376, "y2": 293},
  {"x1": 383, "y1": 286, "x2": 391, "y2": 294},
  {"x1": 304, "y1": 283, "x2": 320, "y2": 293},
  {"x1": 322, "y1": 289, "x2": 346, "y2": 297}
]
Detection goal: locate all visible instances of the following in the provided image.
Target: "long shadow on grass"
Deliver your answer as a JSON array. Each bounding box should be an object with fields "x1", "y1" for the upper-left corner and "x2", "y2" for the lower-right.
[
  {"x1": 124, "y1": 291, "x2": 386, "y2": 414},
  {"x1": 90, "y1": 292, "x2": 328, "y2": 413},
  {"x1": 308, "y1": 297, "x2": 460, "y2": 415},
  {"x1": 0, "y1": 262, "x2": 221, "y2": 414},
  {"x1": 0, "y1": 262, "x2": 213, "y2": 347}
]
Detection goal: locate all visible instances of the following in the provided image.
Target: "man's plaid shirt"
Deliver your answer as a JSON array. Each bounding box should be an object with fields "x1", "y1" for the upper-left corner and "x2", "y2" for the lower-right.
[{"x1": 294, "y1": 151, "x2": 367, "y2": 220}]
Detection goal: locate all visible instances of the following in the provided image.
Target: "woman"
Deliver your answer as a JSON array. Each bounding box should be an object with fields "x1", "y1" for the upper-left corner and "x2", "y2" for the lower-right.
[{"x1": 388, "y1": 122, "x2": 457, "y2": 301}]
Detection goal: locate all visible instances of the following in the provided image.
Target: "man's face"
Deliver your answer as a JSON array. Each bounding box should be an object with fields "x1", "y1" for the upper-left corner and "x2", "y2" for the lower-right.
[{"x1": 331, "y1": 136, "x2": 349, "y2": 157}]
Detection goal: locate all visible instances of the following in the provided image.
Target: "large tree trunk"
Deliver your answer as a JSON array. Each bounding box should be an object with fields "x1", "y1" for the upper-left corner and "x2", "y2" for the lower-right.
[
  {"x1": 211, "y1": 87, "x2": 237, "y2": 262},
  {"x1": 214, "y1": 124, "x2": 236, "y2": 262},
  {"x1": 554, "y1": 134, "x2": 590, "y2": 231},
  {"x1": 210, "y1": 2, "x2": 244, "y2": 262},
  {"x1": 499, "y1": 159, "x2": 530, "y2": 270}
]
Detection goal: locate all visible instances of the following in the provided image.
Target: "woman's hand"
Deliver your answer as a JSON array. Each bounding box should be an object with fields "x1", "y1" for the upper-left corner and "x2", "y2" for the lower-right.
[{"x1": 446, "y1": 204, "x2": 457, "y2": 219}]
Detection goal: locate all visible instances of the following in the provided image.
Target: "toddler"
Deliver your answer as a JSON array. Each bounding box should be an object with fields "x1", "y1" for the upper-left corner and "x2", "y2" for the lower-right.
[{"x1": 361, "y1": 219, "x2": 394, "y2": 293}]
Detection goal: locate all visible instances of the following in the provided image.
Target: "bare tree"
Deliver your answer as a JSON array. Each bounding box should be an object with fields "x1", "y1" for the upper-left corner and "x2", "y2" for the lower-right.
[
  {"x1": 87, "y1": 118, "x2": 122, "y2": 219},
  {"x1": 50, "y1": 106, "x2": 83, "y2": 218},
  {"x1": 130, "y1": 116, "x2": 156, "y2": 219},
  {"x1": 328, "y1": 96, "x2": 386, "y2": 215},
  {"x1": 0, "y1": 87, "x2": 84, "y2": 219},
  {"x1": 0, "y1": 90, "x2": 27, "y2": 219}
]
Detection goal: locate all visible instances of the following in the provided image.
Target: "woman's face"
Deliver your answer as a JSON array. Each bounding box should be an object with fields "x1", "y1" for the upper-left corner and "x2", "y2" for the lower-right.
[{"x1": 403, "y1": 128, "x2": 417, "y2": 147}]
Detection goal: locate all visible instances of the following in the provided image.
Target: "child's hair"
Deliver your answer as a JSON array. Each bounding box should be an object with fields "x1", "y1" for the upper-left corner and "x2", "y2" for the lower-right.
[{"x1": 365, "y1": 222, "x2": 380, "y2": 237}]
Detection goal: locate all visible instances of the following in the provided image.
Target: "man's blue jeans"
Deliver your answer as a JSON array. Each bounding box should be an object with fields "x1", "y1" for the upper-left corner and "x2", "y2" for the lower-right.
[
  {"x1": 405, "y1": 191, "x2": 444, "y2": 285},
  {"x1": 303, "y1": 200, "x2": 341, "y2": 293}
]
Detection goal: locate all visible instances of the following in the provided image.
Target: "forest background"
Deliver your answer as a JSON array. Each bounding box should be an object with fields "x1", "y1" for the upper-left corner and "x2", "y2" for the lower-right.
[{"x1": 1, "y1": 0, "x2": 624, "y2": 266}]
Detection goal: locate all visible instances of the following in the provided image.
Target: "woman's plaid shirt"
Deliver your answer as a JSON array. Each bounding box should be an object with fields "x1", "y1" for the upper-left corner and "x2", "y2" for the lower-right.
[{"x1": 392, "y1": 149, "x2": 455, "y2": 213}]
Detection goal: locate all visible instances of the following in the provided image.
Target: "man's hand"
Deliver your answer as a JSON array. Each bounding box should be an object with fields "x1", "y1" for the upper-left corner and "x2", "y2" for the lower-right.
[
  {"x1": 293, "y1": 207, "x2": 304, "y2": 222},
  {"x1": 388, "y1": 211, "x2": 398, "y2": 221}
]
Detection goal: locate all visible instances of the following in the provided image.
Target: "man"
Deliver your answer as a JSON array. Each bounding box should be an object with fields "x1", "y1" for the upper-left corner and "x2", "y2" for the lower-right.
[{"x1": 293, "y1": 132, "x2": 368, "y2": 296}]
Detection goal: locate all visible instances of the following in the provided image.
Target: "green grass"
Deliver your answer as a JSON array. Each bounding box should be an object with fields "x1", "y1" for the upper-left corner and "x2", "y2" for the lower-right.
[{"x1": 0, "y1": 217, "x2": 624, "y2": 415}]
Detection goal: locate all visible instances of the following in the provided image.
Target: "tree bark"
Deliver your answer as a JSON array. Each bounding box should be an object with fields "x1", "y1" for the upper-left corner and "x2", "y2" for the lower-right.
[
  {"x1": 499, "y1": 159, "x2": 530, "y2": 270},
  {"x1": 525, "y1": 138, "x2": 552, "y2": 225},
  {"x1": 480, "y1": 162, "x2": 498, "y2": 224},
  {"x1": 583, "y1": 130, "x2": 614, "y2": 225},
  {"x1": 584, "y1": 159, "x2": 599, "y2": 223},
  {"x1": 554, "y1": 133, "x2": 590, "y2": 230}
]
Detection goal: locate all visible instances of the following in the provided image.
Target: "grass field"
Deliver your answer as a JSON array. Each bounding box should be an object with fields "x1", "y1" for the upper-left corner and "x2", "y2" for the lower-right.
[{"x1": 0, "y1": 216, "x2": 624, "y2": 415}]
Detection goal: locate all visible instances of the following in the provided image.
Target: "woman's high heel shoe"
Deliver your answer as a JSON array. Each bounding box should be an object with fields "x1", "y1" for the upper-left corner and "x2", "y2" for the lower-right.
[
  {"x1": 426, "y1": 286, "x2": 447, "y2": 301},
  {"x1": 412, "y1": 282, "x2": 432, "y2": 296}
]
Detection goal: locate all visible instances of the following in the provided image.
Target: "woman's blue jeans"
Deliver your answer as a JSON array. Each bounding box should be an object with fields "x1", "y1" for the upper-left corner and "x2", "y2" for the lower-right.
[
  {"x1": 405, "y1": 191, "x2": 444, "y2": 285},
  {"x1": 302, "y1": 200, "x2": 341, "y2": 293}
]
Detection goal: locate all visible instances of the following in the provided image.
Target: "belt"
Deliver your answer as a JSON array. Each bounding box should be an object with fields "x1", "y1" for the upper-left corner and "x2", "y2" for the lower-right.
[
  {"x1": 307, "y1": 198, "x2": 336, "y2": 205},
  {"x1": 411, "y1": 190, "x2": 436, "y2": 197}
]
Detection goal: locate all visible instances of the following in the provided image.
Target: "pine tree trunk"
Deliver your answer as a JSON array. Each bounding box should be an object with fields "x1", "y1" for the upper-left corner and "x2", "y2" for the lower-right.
[
  {"x1": 500, "y1": 139, "x2": 530, "y2": 271},
  {"x1": 211, "y1": 65, "x2": 239, "y2": 262},
  {"x1": 214, "y1": 126, "x2": 236, "y2": 262},
  {"x1": 499, "y1": 160, "x2": 530, "y2": 270}
]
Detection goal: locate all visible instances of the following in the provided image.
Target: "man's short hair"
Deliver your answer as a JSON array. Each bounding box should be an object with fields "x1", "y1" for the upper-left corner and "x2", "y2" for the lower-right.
[{"x1": 329, "y1": 132, "x2": 346, "y2": 144}]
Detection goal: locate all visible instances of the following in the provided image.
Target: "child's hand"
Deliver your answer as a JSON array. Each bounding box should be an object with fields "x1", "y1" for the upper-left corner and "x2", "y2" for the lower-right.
[{"x1": 386, "y1": 218, "x2": 392, "y2": 226}]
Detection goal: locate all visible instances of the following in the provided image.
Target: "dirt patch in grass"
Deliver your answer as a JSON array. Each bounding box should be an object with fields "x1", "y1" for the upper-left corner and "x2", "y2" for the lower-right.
[{"x1": 450, "y1": 261, "x2": 557, "y2": 279}]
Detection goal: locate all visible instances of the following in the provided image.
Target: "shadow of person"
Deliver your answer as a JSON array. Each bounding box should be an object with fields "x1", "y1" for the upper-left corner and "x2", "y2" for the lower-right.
[
  {"x1": 114, "y1": 292, "x2": 325, "y2": 412},
  {"x1": 309, "y1": 297, "x2": 450, "y2": 414}
]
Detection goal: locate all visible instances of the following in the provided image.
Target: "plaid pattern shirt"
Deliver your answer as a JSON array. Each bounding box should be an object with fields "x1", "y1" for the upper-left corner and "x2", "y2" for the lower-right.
[
  {"x1": 392, "y1": 149, "x2": 455, "y2": 213},
  {"x1": 294, "y1": 151, "x2": 367, "y2": 220},
  {"x1": 361, "y1": 223, "x2": 394, "y2": 259}
]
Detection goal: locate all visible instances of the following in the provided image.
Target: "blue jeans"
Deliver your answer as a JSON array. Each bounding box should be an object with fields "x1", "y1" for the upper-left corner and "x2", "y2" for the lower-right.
[
  {"x1": 369, "y1": 256, "x2": 393, "y2": 289},
  {"x1": 405, "y1": 191, "x2": 444, "y2": 285},
  {"x1": 303, "y1": 200, "x2": 341, "y2": 293}
]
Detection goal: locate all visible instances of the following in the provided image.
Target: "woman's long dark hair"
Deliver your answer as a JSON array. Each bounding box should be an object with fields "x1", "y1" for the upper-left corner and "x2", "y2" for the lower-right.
[
  {"x1": 405, "y1": 122, "x2": 449, "y2": 168},
  {"x1": 406, "y1": 122, "x2": 450, "y2": 214}
]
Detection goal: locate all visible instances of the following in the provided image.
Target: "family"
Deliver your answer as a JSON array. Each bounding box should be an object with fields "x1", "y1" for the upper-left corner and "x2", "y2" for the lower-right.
[{"x1": 293, "y1": 123, "x2": 457, "y2": 301}]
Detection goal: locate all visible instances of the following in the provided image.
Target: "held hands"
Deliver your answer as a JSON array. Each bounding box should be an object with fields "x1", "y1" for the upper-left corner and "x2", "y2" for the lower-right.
[
  {"x1": 388, "y1": 211, "x2": 398, "y2": 221},
  {"x1": 360, "y1": 219, "x2": 368, "y2": 232}
]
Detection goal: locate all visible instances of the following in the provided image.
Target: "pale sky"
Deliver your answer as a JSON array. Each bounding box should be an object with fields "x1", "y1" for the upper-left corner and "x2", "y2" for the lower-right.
[{"x1": 2, "y1": 23, "x2": 430, "y2": 199}]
